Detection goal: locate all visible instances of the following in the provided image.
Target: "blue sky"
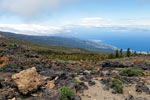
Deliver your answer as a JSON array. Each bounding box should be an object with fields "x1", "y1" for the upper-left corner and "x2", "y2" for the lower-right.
[
  {"x1": 0, "y1": 0, "x2": 150, "y2": 35},
  {"x1": 1, "y1": 0, "x2": 150, "y2": 24}
]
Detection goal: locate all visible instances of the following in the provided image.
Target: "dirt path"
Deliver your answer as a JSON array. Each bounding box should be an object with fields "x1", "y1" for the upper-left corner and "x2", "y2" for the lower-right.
[
  {"x1": 79, "y1": 77, "x2": 150, "y2": 100},
  {"x1": 80, "y1": 79, "x2": 125, "y2": 100}
]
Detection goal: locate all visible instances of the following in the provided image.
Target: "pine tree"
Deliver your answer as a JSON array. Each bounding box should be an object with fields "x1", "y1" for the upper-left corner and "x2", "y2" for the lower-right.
[
  {"x1": 133, "y1": 51, "x2": 137, "y2": 56},
  {"x1": 120, "y1": 49, "x2": 123, "y2": 57},
  {"x1": 115, "y1": 49, "x2": 119, "y2": 58},
  {"x1": 126, "y1": 48, "x2": 131, "y2": 57}
]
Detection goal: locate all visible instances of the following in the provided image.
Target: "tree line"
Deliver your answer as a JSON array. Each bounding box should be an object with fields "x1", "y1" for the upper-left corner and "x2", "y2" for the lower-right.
[{"x1": 108, "y1": 48, "x2": 137, "y2": 59}]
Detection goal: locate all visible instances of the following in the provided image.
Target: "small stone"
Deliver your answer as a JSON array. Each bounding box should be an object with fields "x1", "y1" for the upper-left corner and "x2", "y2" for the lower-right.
[
  {"x1": 74, "y1": 95, "x2": 82, "y2": 100},
  {"x1": 45, "y1": 81, "x2": 55, "y2": 89},
  {"x1": 103, "y1": 86, "x2": 109, "y2": 91},
  {"x1": 8, "y1": 97, "x2": 16, "y2": 100},
  {"x1": 31, "y1": 94, "x2": 38, "y2": 97},
  {"x1": 88, "y1": 80, "x2": 95, "y2": 86}
]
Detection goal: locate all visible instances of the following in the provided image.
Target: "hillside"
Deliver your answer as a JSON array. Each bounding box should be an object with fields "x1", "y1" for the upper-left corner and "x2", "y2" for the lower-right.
[
  {"x1": 0, "y1": 31, "x2": 117, "y2": 53},
  {"x1": 0, "y1": 32, "x2": 150, "y2": 100},
  {"x1": 0, "y1": 34, "x2": 109, "y2": 61}
]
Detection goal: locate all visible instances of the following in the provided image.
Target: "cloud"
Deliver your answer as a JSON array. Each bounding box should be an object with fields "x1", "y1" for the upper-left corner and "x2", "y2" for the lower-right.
[
  {"x1": 73, "y1": 17, "x2": 150, "y2": 28},
  {"x1": 0, "y1": 0, "x2": 74, "y2": 19},
  {"x1": 90, "y1": 39, "x2": 102, "y2": 43},
  {"x1": 78, "y1": 17, "x2": 104, "y2": 27},
  {"x1": 0, "y1": 24, "x2": 70, "y2": 36},
  {"x1": 63, "y1": 17, "x2": 150, "y2": 32},
  {"x1": 1, "y1": 17, "x2": 150, "y2": 36}
]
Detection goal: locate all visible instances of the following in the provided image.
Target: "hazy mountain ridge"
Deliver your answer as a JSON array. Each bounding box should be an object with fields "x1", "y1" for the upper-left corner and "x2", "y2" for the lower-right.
[{"x1": 0, "y1": 31, "x2": 117, "y2": 53}]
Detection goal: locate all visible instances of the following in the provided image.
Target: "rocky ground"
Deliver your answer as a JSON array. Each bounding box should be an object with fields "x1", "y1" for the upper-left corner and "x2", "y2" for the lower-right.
[{"x1": 0, "y1": 37, "x2": 150, "y2": 100}]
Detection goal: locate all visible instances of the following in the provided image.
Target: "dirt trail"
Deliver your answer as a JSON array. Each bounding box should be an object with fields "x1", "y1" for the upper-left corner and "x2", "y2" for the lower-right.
[
  {"x1": 80, "y1": 78, "x2": 150, "y2": 100},
  {"x1": 80, "y1": 79, "x2": 125, "y2": 100}
]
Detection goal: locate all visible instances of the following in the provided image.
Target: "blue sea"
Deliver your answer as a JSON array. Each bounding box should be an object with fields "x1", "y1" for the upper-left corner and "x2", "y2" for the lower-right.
[{"x1": 72, "y1": 30, "x2": 150, "y2": 52}]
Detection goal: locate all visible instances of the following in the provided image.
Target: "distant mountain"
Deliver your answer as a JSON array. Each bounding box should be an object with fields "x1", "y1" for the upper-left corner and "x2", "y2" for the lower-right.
[{"x1": 0, "y1": 31, "x2": 117, "y2": 53}]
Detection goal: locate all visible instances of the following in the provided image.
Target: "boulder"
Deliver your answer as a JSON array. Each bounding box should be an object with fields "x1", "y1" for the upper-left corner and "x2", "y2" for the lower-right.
[{"x1": 12, "y1": 67, "x2": 44, "y2": 95}]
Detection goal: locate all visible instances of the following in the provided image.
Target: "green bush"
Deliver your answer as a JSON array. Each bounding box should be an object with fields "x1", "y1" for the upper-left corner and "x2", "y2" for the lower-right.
[
  {"x1": 7, "y1": 43, "x2": 17, "y2": 49},
  {"x1": 71, "y1": 72, "x2": 76, "y2": 78},
  {"x1": 86, "y1": 66, "x2": 94, "y2": 71},
  {"x1": 34, "y1": 60, "x2": 40, "y2": 64},
  {"x1": 119, "y1": 68, "x2": 144, "y2": 77},
  {"x1": 110, "y1": 78, "x2": 123, "y2": 93},
  {"x1": 0, "y1": 48, "x2": 5, "y2": 53},
  {"x1": 0, "y1": 63, "x2": 23, "y2": 71},
  {"x1": 1, "y1": 63, "x2": 17, "y2": 70},
  {"x1": 59, "y1": 87, "x2": 75, "y2": 100},
  {"x1": 24, "y1": 52, "x2": 30, "y2": 57},
  {"x1": 74, "y1": 80, "x2": 79, "y2": 85}
]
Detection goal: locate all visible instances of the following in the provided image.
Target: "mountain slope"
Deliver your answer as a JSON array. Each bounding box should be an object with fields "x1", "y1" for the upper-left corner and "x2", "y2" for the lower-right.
[{"x1": 0, "y1": 31, "x2": 117, "y2": 53}]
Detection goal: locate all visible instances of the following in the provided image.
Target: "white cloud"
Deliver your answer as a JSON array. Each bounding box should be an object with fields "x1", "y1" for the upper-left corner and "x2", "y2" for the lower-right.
[
  {"x1": 90, "y1": 39, "x2": 102, "y2": 43},
  {"x1": 68, "y1": 17, "x2": 150, "y2": 30},
  {"x1": 81, "y1": 17, "x2": 103, "y2": 23},
  {"x1": 77, "y1": 17, "x2": 103, "y2": 27},
  {"x1": 0, "y1": 0, "x2": 74, "y2": 18},
  {"x1": 0, "y1": 24, "x2": 68, "y2": 36},
  {"x1": 1, "y1": 17, "x2": 150, "y2": 36}
]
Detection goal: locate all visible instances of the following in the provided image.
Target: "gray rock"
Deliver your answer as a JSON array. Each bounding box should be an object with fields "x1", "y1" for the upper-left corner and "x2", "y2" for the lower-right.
[
  {"x1": 42, "y1": 89, "x2": 59, "y2": 100},
  {"x1": 102, "y1": 61, "x2": 128, "y2": 68},
  {"x1": 88, "y1": 80, "x2": 95, "y2": 86},
  {"x1": 136, "y1": 97, "x2": 148, "y2": 100},
  {"x1": 103, "y1": 85, "x2": 109, "y2": 91},
  {"x1": 74, "y1": 95, "x2": 82, "y2": 100}
]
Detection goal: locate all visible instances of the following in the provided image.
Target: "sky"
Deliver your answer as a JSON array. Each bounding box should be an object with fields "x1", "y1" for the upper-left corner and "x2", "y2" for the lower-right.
[{"x1": 0, "y1": 0, "x2": 150, "y2": 35}]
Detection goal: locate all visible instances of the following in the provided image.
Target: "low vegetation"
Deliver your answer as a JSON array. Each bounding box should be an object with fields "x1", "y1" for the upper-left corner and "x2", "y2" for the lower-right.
[
  {"x1": 86, "y1": 66, "x2": 94, "y2": 71},
  {"x1": 58, "y1": 87, "x2": 75, "y2": 100},
  {"x1": 42, "y1": 52, "x2": 108, "y2": 61},
  {"x1": 119, "y1": 68, "x2": 144, "y2": 77},
  {"x1": 110, "y1": 78, "x2": 123, "y2": 93},
  {"x1": 71, "y1": 72, "x2": 76, "y2": 78},
  {"x1": 74, "y1": 80, "x2": 79, "y2": 85},
  {"x1": 0, "y1": 48, "x2": 5, "y2": 53},
  {"x1": 0, "y1": 63, "x2": 23, "y2": 71}
]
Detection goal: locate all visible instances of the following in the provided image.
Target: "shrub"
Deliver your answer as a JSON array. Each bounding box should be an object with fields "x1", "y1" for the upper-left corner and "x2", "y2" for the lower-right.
[
  {"x1": 0, "y1": 48, "x2": 4, "y2": 53},
  {"x1": 24, "y1": 52, "x2": 30, "y2": 57},
  {"x1": 34, "y1": 60, "x2": 40, "y2": 64},
  {"x1": 145, "y1": 60, "x2": 150, "y2": 65},
  {"x1": 58, "y1": 87, "x2": 75, "y2": 100},
  {"x1": 108, "y1": 53, "x2": 115, "y2": 59},
  {"x1": 74, "y1": 80, "x2": 79, "y2": 85},
  {"x1": 0, "y1": 63, "x2": 23, "y2": 71},
  {"x1": 110, "y1": 78, "x2": 123, "y2": 93},
  {"x1": 119, "y1": 68, "x2": 144, "y2": 77},
  {"x1": 1, "y1": 63, "x2": 17, "y2": 69},
  {"x1": 7, "y1": 43, "x2": 17, "y2": 49},
  {"x1": 86, "y1": 66, "x2": 94, "y2": 71},
  {"x1": 71, "y1": 72, "x2": 76, "y2": 78}
]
